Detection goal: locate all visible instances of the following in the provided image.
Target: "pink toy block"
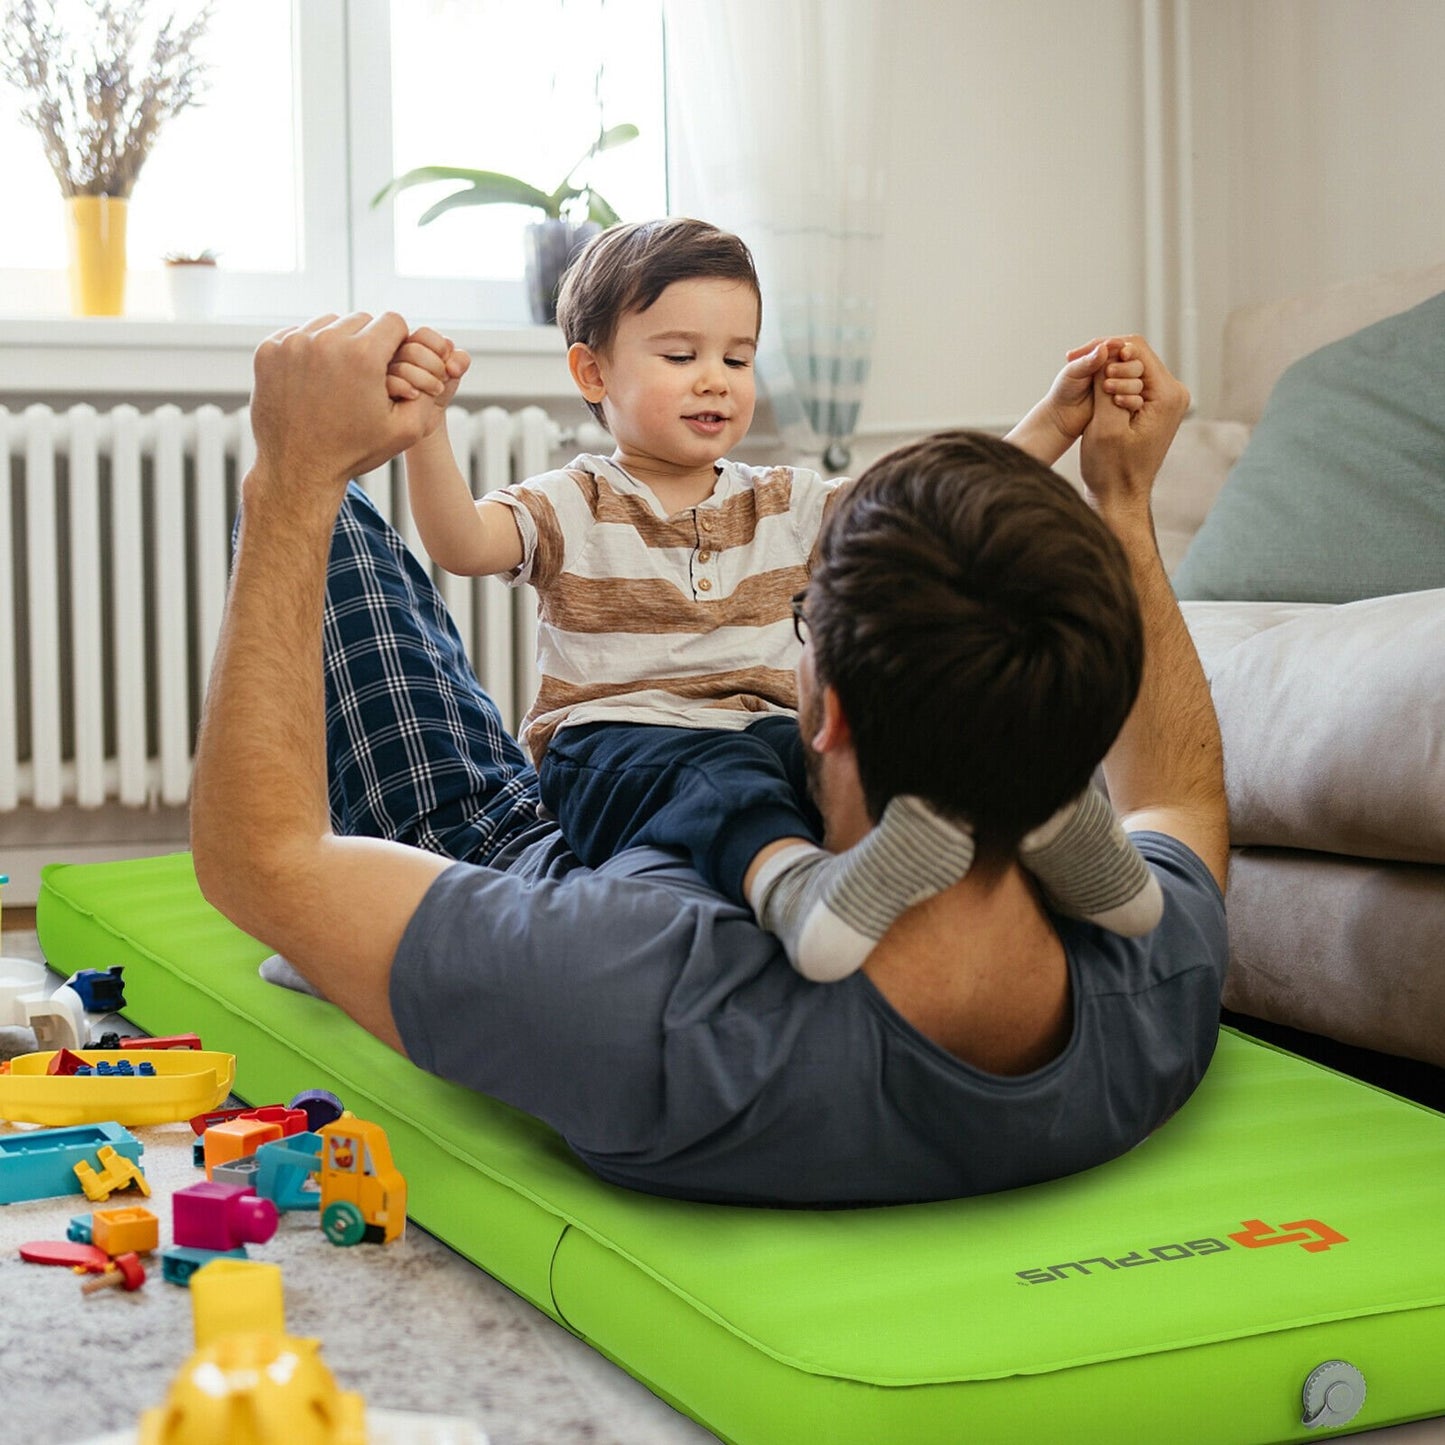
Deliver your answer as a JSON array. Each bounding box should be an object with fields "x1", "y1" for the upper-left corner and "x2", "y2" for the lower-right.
[{"x1": 172, "y1": 1181, "x2": 279, "y2": 1251}]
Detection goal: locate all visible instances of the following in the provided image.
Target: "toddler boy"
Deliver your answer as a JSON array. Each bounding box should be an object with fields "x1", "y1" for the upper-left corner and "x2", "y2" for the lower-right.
[{"x1": 387, "y1": 218, "x2": 1162, "y2": 981}]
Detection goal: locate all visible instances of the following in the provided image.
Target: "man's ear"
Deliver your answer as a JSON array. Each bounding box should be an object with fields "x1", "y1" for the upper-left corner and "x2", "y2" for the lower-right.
[
  {"x1": 568, "y1": 342, "x2": 606, "y2": 404},
  {"x1": 809, "y1": 684, "x2": 853, "y2": 754}
]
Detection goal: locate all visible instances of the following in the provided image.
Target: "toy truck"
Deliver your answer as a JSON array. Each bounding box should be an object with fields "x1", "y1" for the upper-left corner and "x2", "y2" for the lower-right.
[{"x1": 246, "y1": 1116, "x2": 407, "y2": 1246}]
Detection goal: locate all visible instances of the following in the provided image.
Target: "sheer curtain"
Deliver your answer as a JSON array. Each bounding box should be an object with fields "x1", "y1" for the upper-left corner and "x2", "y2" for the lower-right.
[{"x1": 663, "y1": 0, "x2": 893, "y2": 470}]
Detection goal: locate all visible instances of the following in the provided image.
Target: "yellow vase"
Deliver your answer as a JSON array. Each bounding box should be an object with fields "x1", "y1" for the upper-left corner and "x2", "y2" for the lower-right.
[{"x1": 66, "y1": 195, "x2": 129, "y2": 316}]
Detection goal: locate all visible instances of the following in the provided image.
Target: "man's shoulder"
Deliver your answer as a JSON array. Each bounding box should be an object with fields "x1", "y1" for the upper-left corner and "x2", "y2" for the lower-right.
[{"x1": 1076, "y1": 830, "x2": 1228, "y2": 991}]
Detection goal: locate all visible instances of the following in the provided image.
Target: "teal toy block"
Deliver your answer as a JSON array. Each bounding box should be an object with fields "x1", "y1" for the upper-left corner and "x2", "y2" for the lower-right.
[{"x1": 0, "y1": 1122, "x2": 143, "y2": 1204}]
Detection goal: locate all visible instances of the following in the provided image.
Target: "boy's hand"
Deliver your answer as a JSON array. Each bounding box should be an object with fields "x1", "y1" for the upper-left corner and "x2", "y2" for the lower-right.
[
  {"x1": 386, "y1": 328, "x2": 471, "y2": 438},
  {"x1": 1045, "y1": 338, "x2": 1145, "y2": 443}
]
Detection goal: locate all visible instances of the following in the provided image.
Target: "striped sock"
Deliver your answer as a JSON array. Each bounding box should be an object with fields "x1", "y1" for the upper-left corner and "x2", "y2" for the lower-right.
[
  {"x1": 750, "y1": 796, "x2": 975, "y2": 983},
  {"x1": 1018, "y1": 786, "x2": 1163, "y2": 936}
]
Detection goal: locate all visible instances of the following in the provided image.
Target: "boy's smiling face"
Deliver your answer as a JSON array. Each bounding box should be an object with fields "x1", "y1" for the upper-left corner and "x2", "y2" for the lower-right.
[{"x1": 570, "y1": 276, "x2": 760, "y2": 491}]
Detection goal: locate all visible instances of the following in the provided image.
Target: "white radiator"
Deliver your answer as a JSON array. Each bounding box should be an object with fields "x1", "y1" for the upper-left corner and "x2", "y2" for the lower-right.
[{"x1": 0, "y1": 401, "x2": 602, "y2": 812}]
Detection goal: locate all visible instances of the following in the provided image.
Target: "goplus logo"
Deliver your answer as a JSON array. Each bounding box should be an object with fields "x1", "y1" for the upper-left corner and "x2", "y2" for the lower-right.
[{"x1": 1015, "y1": 1218, "x2": 1348, "y2": 1285}]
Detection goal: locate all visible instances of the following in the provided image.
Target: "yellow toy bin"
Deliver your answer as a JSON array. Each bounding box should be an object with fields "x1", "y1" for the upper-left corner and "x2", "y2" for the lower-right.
[{"x1": 0, "y1": 1049, "x2": 235, "y2": 1126}]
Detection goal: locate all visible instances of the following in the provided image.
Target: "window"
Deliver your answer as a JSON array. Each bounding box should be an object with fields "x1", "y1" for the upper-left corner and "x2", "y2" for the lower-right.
[{"x1": 0, "y1": 0, "x2": 666, "y2": 324}]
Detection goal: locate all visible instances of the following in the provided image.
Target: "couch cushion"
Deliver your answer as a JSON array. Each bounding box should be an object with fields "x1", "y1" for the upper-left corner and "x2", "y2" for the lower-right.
[
  {"x1": 1182, "y1": 590, "x2": 1445, "y2": 865},
  {"x1": 1221, "y1": 846, "x2": 1445, "y2": 1070},
  {"x1": 1173, "y1": 290, "x2": 1445, "y2": 603}
]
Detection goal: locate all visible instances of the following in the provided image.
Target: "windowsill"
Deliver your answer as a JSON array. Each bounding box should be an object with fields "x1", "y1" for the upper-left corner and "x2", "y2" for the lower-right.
[{"x1": 0, "y1": 317, "x2": 577, "y2": 403}]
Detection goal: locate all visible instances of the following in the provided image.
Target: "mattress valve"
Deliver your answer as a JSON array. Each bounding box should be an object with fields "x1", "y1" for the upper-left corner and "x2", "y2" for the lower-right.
[{"x1": 1301, "y1": 1359, "x2": 1367, "y2": 1430}]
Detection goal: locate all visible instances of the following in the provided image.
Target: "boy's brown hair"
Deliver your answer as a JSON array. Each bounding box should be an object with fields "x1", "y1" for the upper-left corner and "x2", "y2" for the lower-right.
[
  {"x1": 808, "y1": 430, "x2": 1144, "y2": 857},
  {"x1": 556, "y1": 218, "x2": 763, "y2": 426}
]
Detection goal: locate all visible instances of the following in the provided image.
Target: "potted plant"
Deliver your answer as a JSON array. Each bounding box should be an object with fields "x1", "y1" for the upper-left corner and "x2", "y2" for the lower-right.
[
  {"x1": 372, "y1": 123, "x2": 639, "y2": 325},
  {"x1": 0, "y1": 0, "x2": 214, "y2": 316},
  {"x1": 162, "y1": 247, "x2": 218, "y2": 318}
]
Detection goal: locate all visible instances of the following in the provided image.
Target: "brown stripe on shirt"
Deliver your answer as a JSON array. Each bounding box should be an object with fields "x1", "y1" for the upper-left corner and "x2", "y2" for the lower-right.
[
  {"x1": 529, "y1": 662, "x2": 798, "y2": 730},
  {"x1": 699, "y1": 467, "x2": 796, "y2": 551},
  {"x1": 544, "y1": 564, "x2": 809, "y2": 635},
  {"x1": 585, "y1": 476, "x2": 715, "y2": 548},
  {"x1": 511, "y1": 487, "x2": 568, "y2": 591},
  {"x1": 808, "y1": 478, "x2": 854, "y2": 569}
]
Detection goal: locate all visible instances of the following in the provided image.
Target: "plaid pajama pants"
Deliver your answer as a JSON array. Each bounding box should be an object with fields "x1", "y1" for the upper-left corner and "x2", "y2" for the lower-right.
[{"x1": 308, "y1": 483, "x2": 543, "y2": 865}]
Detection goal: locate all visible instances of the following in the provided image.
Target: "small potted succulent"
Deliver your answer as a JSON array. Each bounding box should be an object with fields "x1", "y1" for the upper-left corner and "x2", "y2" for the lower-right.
[
  {"x1": 372, "y1": 123, "x2": 639, "y2": 325},
  {"x1": 162, "y1": 248, "x2": 219, "y2": 318}
]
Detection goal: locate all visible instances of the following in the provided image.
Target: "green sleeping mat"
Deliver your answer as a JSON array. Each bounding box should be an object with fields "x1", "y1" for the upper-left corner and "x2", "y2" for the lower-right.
[{"x1": 35, "y1": 852, "x2": 1445, "y2": 1443}]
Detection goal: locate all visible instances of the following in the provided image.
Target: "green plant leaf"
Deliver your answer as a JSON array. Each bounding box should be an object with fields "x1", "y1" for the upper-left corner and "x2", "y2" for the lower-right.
[
  {"x1": 595, "y1": 123, "x2": 640, "y2": 153},
  {"x1": 558, "y1": 123, "x2": 641, "y2": 191},
  {"x1": 587, "y1": 192, "x2": 621, "y2": 227},
  {"x1": 372, "y1": 167, "x2": 555, "y2": 216}
]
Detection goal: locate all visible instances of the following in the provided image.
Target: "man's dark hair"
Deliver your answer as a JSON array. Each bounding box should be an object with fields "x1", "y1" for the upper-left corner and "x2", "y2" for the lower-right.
[
  {"x1": 555, "y1": 217, "x2": 762, "y2": 426},
  {"x1": 808, "y1": 430, "x2": 1144, "y2": 857}
]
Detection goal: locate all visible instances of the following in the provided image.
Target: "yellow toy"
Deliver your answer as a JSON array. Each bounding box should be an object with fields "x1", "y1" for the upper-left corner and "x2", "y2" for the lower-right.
[
  {"x1": 0, "y1": 1048, "x2": 235, "y2": 1127},
  {"x1": 92, "y1": 1204, "x2": 160, "y2": 1255},
  {"x1": 131, "y1": 1258, "x2": 486, "y2": 1445},
  {"x1": 74, "y1": 1143, "x2": 152, "y2": 1202},
  {"x1": 315, "y1": 1115, "x2": 407, "y2": 1246}
]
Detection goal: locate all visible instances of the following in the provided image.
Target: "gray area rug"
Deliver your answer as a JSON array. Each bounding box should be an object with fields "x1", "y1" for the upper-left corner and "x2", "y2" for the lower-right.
[{"x1": 0, "y1": 934, "x2": 718, "y2": 1445}]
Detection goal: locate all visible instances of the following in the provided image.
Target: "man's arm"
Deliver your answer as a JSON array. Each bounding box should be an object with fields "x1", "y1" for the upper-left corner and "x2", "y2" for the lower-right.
[
  {"x1": 1078, "y1": 336, "x2": 1229, "y2": 891},
  {"x1": 190, "y1": 313, "x2": 456, "y2": 1051}
]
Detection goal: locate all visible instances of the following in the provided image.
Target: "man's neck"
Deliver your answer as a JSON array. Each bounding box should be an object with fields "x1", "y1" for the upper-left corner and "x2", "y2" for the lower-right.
[{"x1": 862, "y1": 863, "x2": 1071, "y2": 1076}]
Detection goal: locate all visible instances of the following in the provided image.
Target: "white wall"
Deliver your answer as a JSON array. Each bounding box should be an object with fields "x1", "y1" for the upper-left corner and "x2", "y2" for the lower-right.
[{"x1": 853, "y1": 0, "x2": 1445, "y2": 461}]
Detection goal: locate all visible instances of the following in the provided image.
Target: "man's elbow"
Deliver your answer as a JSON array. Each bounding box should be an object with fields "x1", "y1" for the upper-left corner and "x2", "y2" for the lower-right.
[{"x1": 191, "y1": 818, "x2": 306, "y2": 945}]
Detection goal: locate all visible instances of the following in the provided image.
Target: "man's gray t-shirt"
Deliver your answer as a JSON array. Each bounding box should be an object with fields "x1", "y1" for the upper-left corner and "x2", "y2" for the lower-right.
[{"x1": 390, "y1": 831, "x2": 1226, "y2": 1205}]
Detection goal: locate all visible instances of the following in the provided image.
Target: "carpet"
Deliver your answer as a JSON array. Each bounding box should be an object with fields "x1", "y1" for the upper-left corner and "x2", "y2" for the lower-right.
[{"x1": 0, "y1": 934, "x2": 718, "y2": 1445}]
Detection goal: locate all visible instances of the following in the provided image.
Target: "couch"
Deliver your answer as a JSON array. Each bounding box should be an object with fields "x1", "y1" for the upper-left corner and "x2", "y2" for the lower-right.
[{"x1": 1056, "y1": 260, "x2": 1445, "y2": 1072}]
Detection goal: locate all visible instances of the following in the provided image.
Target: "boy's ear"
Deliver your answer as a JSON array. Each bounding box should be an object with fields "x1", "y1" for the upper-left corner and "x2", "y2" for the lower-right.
[{"x1": 567, "y1": 342, "x2": 606, "y2": 404}]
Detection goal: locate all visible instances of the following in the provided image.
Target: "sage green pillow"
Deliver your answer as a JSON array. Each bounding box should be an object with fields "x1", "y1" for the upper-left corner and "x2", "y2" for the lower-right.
[{"x1": 1173, "y1": 290, "x2": 1445, "y2": 602}]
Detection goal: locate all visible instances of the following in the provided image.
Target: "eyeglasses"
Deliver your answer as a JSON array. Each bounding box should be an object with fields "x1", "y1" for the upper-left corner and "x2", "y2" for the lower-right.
[{"x1": 790, "y1": 590, "x2": 810, "y2": 645}]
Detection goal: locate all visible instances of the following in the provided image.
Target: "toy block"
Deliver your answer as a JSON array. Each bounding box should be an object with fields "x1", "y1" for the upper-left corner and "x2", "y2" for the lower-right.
[
  {"x1": 92, "y1": 1205, "x2": 160, "y2": 1256},
  {"x1": 122, "y1": 1032, "x2": 201, "y2": 1050},
  {"x1": 160, "y1": 1244, "x2": 248, "y2": 1286},
  {"x1": 190, "y1": 1259, "x2": 286, "y2": 1345},
  {"x1": 74, "y1": 1143, "x2": 151, "y2": 1202},
  {"x1": 173, "y1": 1180, "x2": 279, "y2": 1251},
  {"x1": 24, "y1": 984, "x2": 87, "y2": 1053},
  {"x1": 0, "y1": 1123, "x2": 143, "y2": 1204},
  {"x1": 203, "y1": 1116, "x2": 285, "y2": 1179},
  {"x1": 68, "y1": 967, "x2": 126, "y2": 1013},
  {"x1": 47, "y1": 1048, "x2": 89, "y2": 1076}
]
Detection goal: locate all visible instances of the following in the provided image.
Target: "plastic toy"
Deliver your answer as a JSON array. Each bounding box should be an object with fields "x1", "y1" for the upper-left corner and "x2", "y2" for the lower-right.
[
  {"x1": 68, "y1": 966, "x2": 127, "y2": 1013},
  {"x1": 81, "y1": 1250, "x2": 146, "y2": 1295},
  {"x1": 46, "y1": 1048, "x2": 89, "y2": 1075},
  {"x1": 133, "y1": 1260, "x2": 488, "y2": 1444},
  {"x1": 289, "y1": 1087, "x2": 345, "y2": 1132},
  {"x1": 19, "y1": 1238, "x2": 110, "y2": 1272},
  {"x1": 67, "y1": 1204, "x2": 160, "y2": 1254},
  {"x1": 75, "y1": 1143, "x2": 152, "y2": 1201},
  {"x1": 172, "y1": 1181, "x2": 279, "y2": 1252},
  {"x1": 189, "y1": 1258, "x2": 285, "y2": 1340},
  {"x1": 202, "y1": 1116, "x2": 286, "y2": 1179},
  {"x1": 0, "y1": 1121, "x2": 143, "y2": 1203},
  {"x1": 0, "y1": 1047, "x2": 235, "y2": 1126},
  {"x1": 0, "y1": 957, "x2": 87, "y2": 1052},
  {"x1": 189, "y1": 1102, "x2": 288, "y2": 1135},
  {"x1": 121, "y1": 1033, "x2": 201, "y2": 1051},
  {"x1": 93, "y1": 1204, "x2": 161, "y2": 1255},
  {"x1": 250, "y1": 1132, "x2": 326, "y2": 1211},
  {"x1": 160, "y1": 1244, "x2": 249, "y2": 1286}
]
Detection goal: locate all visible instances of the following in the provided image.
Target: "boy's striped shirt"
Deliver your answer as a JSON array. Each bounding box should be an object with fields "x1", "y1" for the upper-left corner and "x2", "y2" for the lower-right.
[{"x1": 488, "y1": 455, "x2": 847, "y2": 763}]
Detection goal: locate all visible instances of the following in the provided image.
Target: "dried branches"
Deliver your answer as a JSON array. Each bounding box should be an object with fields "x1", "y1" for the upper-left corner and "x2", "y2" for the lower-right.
[{"x1": 1, "y1": 0, "x2": 214, "y2": 197}]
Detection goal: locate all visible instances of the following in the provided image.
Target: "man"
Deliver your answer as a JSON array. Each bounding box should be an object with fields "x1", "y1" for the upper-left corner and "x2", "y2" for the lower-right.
[{"x1": 191, "y1": 314, "x2": 1227, "y2": 1206}]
